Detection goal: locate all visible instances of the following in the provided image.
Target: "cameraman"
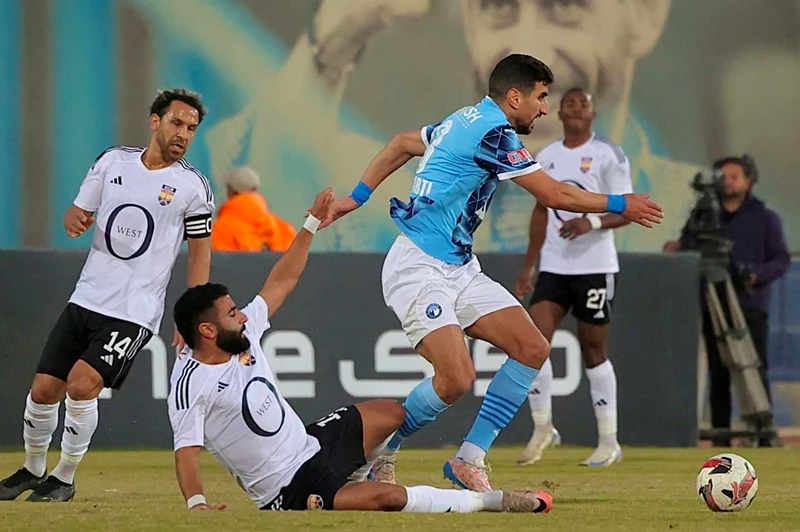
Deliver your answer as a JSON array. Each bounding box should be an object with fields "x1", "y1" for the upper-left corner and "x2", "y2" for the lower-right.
[{"x1": 664, "y1": 155, "x2": 790, "y2": 446}]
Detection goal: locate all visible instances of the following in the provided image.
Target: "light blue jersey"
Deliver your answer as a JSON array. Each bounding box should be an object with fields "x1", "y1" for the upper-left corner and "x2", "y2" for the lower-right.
[{"x1": 390, "y1": 97, "x2": 541, "y2": 265}]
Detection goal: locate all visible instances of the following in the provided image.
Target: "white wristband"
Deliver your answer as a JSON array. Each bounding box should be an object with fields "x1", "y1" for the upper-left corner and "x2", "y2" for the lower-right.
[
  {"x1": 187, "y1": 494, "x2": 206, "y2": 508},
  {"x1": 589, "y1": 216, "x2": 603, "y2": 230},
  {"x1": 303, "y1": 214, "x2": 321, "y2": 235}
]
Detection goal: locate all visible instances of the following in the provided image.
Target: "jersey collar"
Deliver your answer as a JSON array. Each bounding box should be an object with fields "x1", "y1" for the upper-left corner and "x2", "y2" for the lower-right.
[{"x1": 480, "y1": 96, "x2": 511, "y2": 125}]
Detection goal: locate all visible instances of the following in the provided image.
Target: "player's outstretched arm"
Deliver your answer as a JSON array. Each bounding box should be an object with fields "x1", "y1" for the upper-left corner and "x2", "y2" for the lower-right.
[
  {"x1": 512, "y1": 169, "x2": 663, "y2": 228},
  {"x1": 259, "y1": 188, "x2": 334, "y2": 316},
  {"x1": 175, "y1": 446, "x2": 227, "y2": 511},
  {"x1": 514, "y1": 202, "x2": 548, "y2": 298},
  {"x1": 319, "y1": 130, "x2": 426, "y2": 229},
  {"x1": 356, "y1": 130, "x2": 427, "y2": 191}
]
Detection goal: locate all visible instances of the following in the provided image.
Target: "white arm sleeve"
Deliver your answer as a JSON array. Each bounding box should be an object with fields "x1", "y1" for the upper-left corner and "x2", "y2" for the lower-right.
[
  {"x1": 242, "y1": 295, "x2": 271, "y2": 339},
  {"x1": 73, "y1": 149, "x2": 112, "y2": 211},
  {"x1": 168, "y1": 362, "x2": 207, "y2": 450},
  {"x1": 604, "y1": 153, "x2": 633, "y2": 195}
]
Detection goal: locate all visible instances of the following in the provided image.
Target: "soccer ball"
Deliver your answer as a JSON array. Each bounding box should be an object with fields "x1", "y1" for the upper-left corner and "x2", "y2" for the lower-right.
[{"x1": 696, "y1": 453, "x2": 759, "y2": 512}]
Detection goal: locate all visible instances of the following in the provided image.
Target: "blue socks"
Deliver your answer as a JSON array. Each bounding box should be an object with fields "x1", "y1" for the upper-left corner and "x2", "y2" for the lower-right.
[
  {"x1": 388, "y1": 377, "x2": 449, "y2": 451},
  {"x1": 464, "y1": 359, "x2": 539, "y2": 454},
  {"x1": 388, "y1": 360, "x2": 540, "y2": 459}
]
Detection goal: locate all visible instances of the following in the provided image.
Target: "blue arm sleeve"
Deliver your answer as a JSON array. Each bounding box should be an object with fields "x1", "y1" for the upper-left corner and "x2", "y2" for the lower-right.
[{"x1": 473, "y1": 126, "x2": 541, "y2": 180}]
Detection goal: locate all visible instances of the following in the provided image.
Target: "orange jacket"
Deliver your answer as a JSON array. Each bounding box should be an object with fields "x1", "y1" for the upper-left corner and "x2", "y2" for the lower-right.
[{"x1": 211, "y1": 192, "x2": 297, "y2": 252}]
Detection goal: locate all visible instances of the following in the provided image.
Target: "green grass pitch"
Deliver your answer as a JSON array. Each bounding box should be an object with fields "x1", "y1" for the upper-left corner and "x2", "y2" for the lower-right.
[{"x1": 1, "y1": 446, "x2": 799, "y2": 531}]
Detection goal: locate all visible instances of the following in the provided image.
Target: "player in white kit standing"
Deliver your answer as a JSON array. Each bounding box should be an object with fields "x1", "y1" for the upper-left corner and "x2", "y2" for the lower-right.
[
  {"x1": 0, "y1": 89, "x2": 215, "y2": 502},
  {"x1": 168, "y1": 189, "x2": 552, "y2": 514},
  {"x1": 514, "y1": 88, "x2": 632, "y2": 467}
]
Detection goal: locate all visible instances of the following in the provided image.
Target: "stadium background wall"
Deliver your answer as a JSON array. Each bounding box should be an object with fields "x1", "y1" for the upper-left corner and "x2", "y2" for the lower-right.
[
  {"x1": 3, "y1": 0, "x2": 800, "y2": 253},
  {"x1": 0, "y1": 251, "x2": 700, "y2": 448}
]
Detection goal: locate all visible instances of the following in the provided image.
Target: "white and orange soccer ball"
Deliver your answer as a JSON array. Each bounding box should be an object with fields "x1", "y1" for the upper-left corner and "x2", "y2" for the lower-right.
[{"x1": 696, "y1": 453, "x2": 759, "y2": 512}]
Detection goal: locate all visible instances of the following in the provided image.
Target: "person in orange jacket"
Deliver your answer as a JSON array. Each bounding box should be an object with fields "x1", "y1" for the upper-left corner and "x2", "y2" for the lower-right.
[{"x1": 211, "y1": 166, "x2": 297, "y2": 252}]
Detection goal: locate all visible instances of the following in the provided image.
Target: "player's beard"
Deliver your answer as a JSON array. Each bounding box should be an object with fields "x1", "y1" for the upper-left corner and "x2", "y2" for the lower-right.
[
  {"x1": 216, "y1": 327, "x2": 251, "y2": 355},
  {"x1": 158, "y1": 132, "x2": 185, "y2": 163},
  {"x1": 515, "y1": 117, "x2": 535, "y2": 136},
  {"x1": 722, "y1": 188, "x2": 747, "y2": 201}
]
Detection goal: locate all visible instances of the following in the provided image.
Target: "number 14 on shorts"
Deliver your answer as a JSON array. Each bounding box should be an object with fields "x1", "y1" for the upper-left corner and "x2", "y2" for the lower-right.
[{"x1": 102, "y1": 330, "x2": 131, "y2": 365}]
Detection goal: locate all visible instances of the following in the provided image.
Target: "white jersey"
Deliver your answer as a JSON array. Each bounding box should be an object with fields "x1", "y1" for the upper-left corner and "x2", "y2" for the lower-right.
[
  {"x1": 167, "y1": 296, "x2": 320, "y2": 508},
  {"x1": 537, "y1": 134, "x2": 633, "y2": 275},
  {"x1": 69, "y1": 146, "x2": 215, "y2": 332}
]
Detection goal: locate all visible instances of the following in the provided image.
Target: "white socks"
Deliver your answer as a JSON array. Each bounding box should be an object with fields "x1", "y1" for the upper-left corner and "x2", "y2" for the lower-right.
[
  {"x1": 51, "y1": 395, "x2": 98, "y2": 485},
  {"x1": 528, "y1": 358, "x2": 618, "y2": 445},
  {"x1": 402, "y1": 486, "x2": 504, "y2": 513},
  {"x1": 455, "y1": 441, "x2": 485, "y2": 464},
  {"x1": 586, "y1": 360, "x2": 618, "y2": 446},
  {"x1": 527, "y1": 357, "x2": 553, "y2": 429},
  {"x1": 22, "y1": 393, "x2": 59, "y2": 478}
]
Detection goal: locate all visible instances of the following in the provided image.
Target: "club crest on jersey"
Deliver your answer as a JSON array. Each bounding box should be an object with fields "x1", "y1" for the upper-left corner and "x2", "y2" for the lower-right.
[
  {"x1": 580, "y1": 157, "x2": 593, "y2": 173},
  {"x1": 238, "y1": 351, "x2": 255, "y2": 366},
  {"x1": 507, "y1": 148, "x2": 533, "y2": 167},
  {"x1": 158, "y1": 184, "x2": 177, "y2": 206}
]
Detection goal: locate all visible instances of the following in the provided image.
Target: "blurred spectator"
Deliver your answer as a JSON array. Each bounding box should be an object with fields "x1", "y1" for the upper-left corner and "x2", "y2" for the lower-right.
[{"x1": 211, "y1": 166, "x2": 296, "y2": 252}]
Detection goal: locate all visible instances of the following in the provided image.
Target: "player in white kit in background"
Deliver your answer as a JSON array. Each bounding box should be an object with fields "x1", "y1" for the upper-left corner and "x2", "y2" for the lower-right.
[
  {"x1": 0, "y1": 89, "x2": 215, "y2": 503},
  {"x1": 168, "y1": 189, "x2": 552, "y2": 514},
  {"x1": 514, "y1": 88, "x2": 632, "y2": 467}
]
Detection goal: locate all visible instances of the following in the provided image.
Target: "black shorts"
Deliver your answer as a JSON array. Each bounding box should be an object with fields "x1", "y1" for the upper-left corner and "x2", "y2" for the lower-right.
[
  {"x1": 529, "y1": 272, "x2": 617, "y2": 325},
  {"x1": 262, "y1": 405, "x2": 366, "y2": 511},
  {"x1": 36, "y1": 303, "x2": 153, "y2": 390}
]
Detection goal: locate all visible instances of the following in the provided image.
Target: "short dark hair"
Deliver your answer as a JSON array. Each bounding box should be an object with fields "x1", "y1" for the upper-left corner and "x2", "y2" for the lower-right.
[
  {"x1": 488, "y1": 54, "x2": 554, "y2": 100},
  {"x1": 713, "y1": 155, "x2": 756, "y2": 180},
  {"x1": 560, "y1": 87, "x2": 590, "y2": 108},
  {"x1": 150, "y1": 88, "x2": 207, "y2": 124},
  {"x1": 173, "y1": 283, "x2": 230, "y2": 349}
]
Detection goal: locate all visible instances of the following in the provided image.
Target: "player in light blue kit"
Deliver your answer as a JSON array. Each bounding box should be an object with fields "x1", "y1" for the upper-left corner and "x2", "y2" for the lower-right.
[{"x1": 323, "y1": 54, "x2": 662, "y2": 492}]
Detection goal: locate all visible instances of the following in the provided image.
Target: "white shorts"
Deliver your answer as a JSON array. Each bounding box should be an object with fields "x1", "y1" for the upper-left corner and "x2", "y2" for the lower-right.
[{"x1": 381, "y1": 234, "x2": 521, "y2": 348}]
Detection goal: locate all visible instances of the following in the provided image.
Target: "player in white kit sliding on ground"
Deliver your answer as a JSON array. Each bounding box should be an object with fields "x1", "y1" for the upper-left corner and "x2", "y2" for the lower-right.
[
  {"x1": 0, "y1": 89, "x2": 215, "y2": 503},
  {"x1": 168, "y1": 188, "x2": 553, "y2": 514},
  {"x1": 514, "y1": 88, "x2": 632, "y2": 467},
  {"x1": 321, "y1": 54, "x2": 663, "y2": 491}
]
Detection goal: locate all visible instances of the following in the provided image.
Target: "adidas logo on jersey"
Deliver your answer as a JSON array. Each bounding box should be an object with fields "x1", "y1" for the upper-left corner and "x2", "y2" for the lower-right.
[
  {"x1": 217, "y1": 382, "x2": 229, "y2": 392},
  {"x1": 110, "y1": 176, "x2": 122, "y2": 185},
  {"x1": 593, "y1": 309, "x2": 605, "y2": 319},
  {"x1": 101, "y1": 354, "x2": 114, "y2": 365}
]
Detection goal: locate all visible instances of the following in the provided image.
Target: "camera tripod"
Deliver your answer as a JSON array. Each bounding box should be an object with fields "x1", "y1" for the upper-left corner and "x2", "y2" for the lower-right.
[{"x1": 697, "y1": 254, "x2": 779, "y2": 446}]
